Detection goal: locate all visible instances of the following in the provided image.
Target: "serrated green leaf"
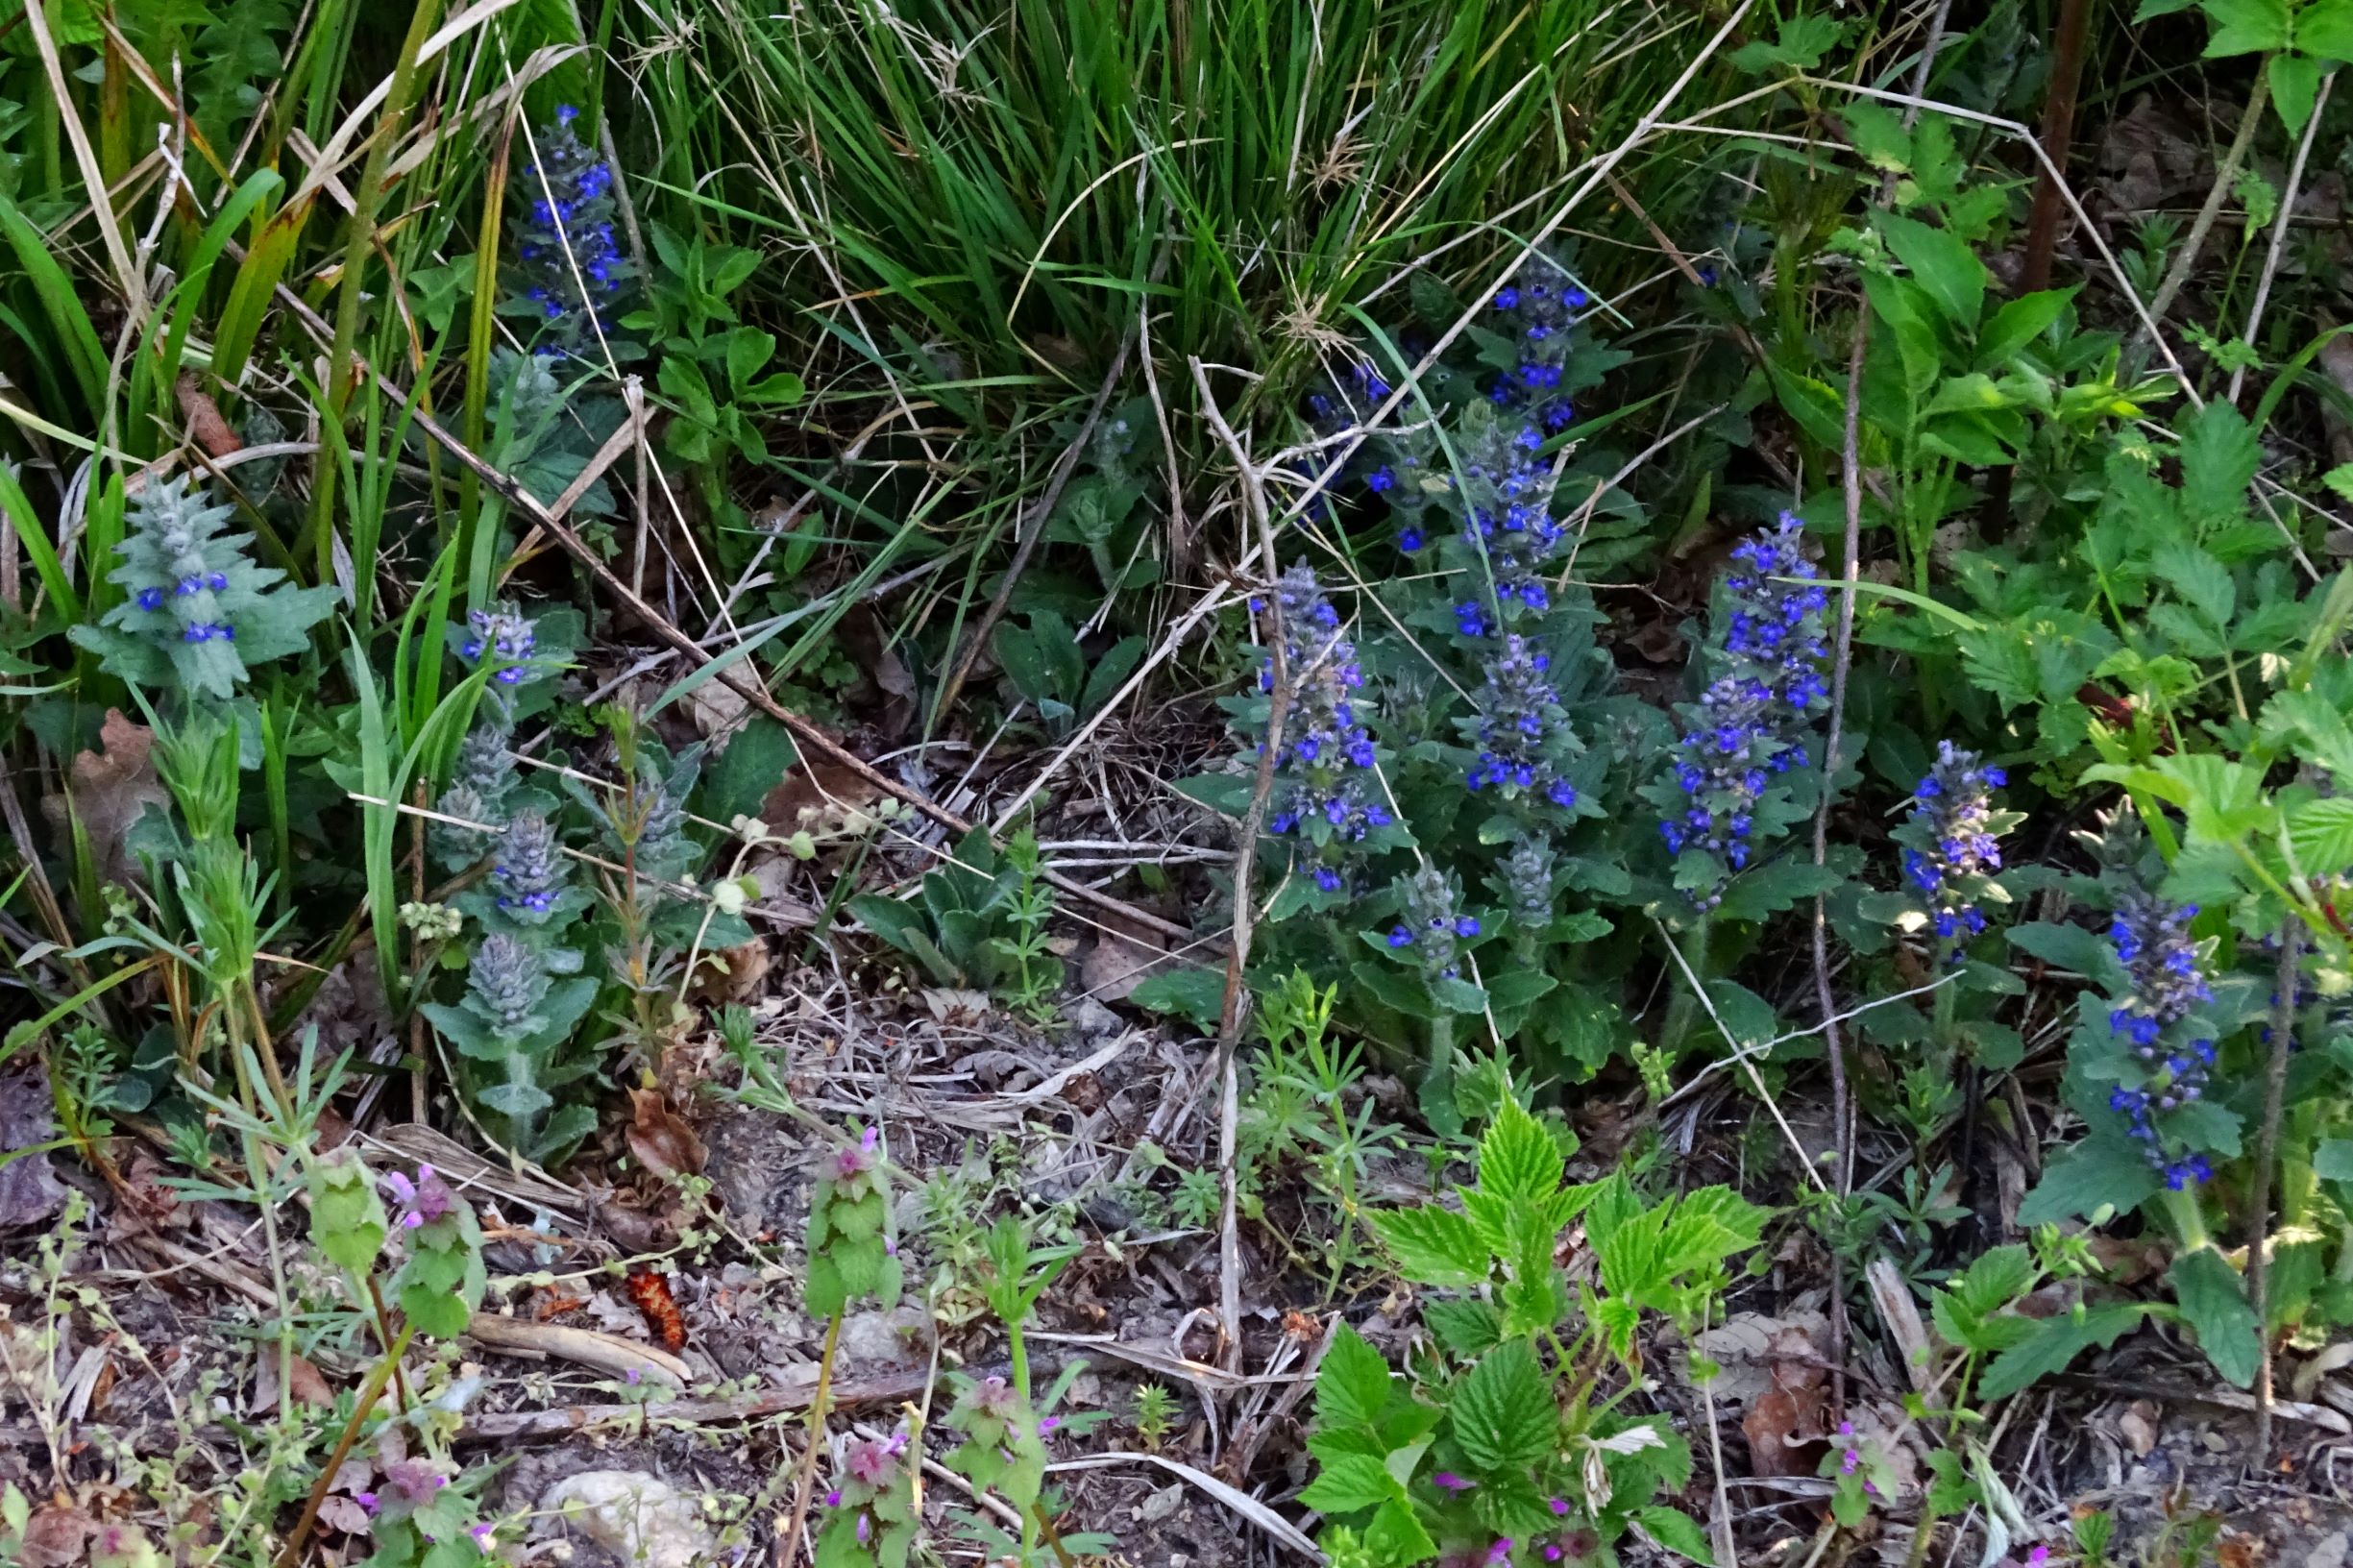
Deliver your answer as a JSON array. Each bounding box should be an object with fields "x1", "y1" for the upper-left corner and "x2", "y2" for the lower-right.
[
  {"x1": 2304, "y1": 0, "x2": 2353, "y2": 57},
  {"x1": 2177, "y1": 399, "x2": 2261, "y2": 524},
  {"x1": 1369, "y1": 1205, "x2": 1491, "y2": 1287},
  {"x1": 1635, "y1": 1505, "x2": 1719, "y2": 1565},
  {"x1": 1978, "y1": 1303, "x2": 2147, "y2": 1400},
  {"x1": 1299, "y1": 1454, "x2": 1403, "y2": 1514},
  {"x1": 1449, "y1": 1340, "x2": 1556, "y2": 1471},
  {"x1": 2151, "y1": 541, "x2": 2236, "y2": 626},
  {"x1": 2020, "y1": 1134, "x2": 2165, "y2": 1225},
  {"x1": 1316, "y1": 1327, "x2": 1395, "y2": 1431},
  {"x1": 2289, "y1": 796, "x2": 2353, "y2": 876},
  {"x1": 1477, "y1": 1099, "x2": 1563, "y2": 1207},
  {"x1": 2198, "y1": 0, "x2": 2291, "y2": 54}
]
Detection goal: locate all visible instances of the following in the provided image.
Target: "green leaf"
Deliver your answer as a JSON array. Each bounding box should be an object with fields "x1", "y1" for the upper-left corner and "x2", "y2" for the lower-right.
[
  {"x1": 2315, "y1": 1139, "x2": 2353, "y2": 1181},
  {"x1": 1635, "y1": 1505, "x2": 1720, "y2": 1565},
  {"x1": 2177, "y1": 400, "x2": 2261, "y2": 525},
  {"x1": 2268, "y1": 51, "x2": 2324, "y2": 133},
  {"x1": 1876, "y1": 210, "x2": 1988, "y2": 328},
  {"x1": 1299, "y1": 1454, "x2": 1404, "y2": 1514},
  {"x1": 2289, "y1": 796, "x2": 2353, "y2": 876},
  {"x1": 2168, "y1": 1247, "x2": 2262, "y2": 1388},
  {"x1": 1449, "y1": 1340, "x2": 1556, "y2": 1471},
  {"x1": 1316, "y1": 1327, "x2": 1395, "y2": 1431},
  {"x1": 1477, "y1": 1099, "x2": 1564, "y2": 1207},
  {"x1": 1369, "y1": 1205, "x2": 1491, "y2": 1287},
  {"x1": 2305, "y1": 0, "x2": 2353, "y2": 59},
  {"x1": 2004, "y1": 918, "x2": 2118, "y2": 979},
  {"x1": 1364, "y1": 1498, "x2": 1436, "y2": 1565},
  {"x1": 2019, "y1": 1135, "x2": 2162, "y2": 1225},
  {"x1": 1126, "y1": 968, "x2": 1227, "y2": 1029},
  {"x1": 1727, "y1": 12, "x2": 1849, "y2": 71},
  {"x1": 1978, "y1": 1303, "x2": 2147, "y2": 1400},
  {"x1": 2198, "y1": 0, "x2": 2291, "y2": 54},
  {"x1": 399, "y1": 1283, "x2": 473, "y2": 1339},
  {"x1": 1975, "y1": 287, "x2": 2080, "y2": 369}
]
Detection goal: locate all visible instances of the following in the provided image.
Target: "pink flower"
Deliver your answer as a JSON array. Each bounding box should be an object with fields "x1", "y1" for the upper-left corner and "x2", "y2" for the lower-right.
[
  {"x1": 1487, "y1": 1539, "x2": 1514, "y2": 1564},
  {"x1": 2026, "y1": 1551, "x2": 2049, "y2": 1568},
  {"x1": 846, "y1": 1436, "x2": 900, "y2": 1486},
  {"x1": 1433, "y1": 1472, "x2": 1473, "y2": 1494},
  {"x1": 1549, "y1": 1498, "x2": 1570, "y2": 1516},
  {"x1": 824, "y1": 1488, "x2": 843, "y2": 1507},
  {"x1": 1543, "y1": 1550, "x2": 1563, "y2": 1564},
  {"x1": 470, "y1": 1522, "x2": 494, "y2": 1545},
  {"x1": 383, "y1": 1165, "x2": 455, "y2": 1230},
  {"x1": 856, "y1": 1513, "x2": 871, "y2": 1545},
  {"x1": 1039, "y1": 1415, "x2": 1060, "y2": 1435}
]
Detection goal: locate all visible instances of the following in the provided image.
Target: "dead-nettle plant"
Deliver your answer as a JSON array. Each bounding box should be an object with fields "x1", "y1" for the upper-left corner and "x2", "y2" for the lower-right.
[{"x1": 1302, "y1": 1087, "x2": 1765, "y2": 1568}]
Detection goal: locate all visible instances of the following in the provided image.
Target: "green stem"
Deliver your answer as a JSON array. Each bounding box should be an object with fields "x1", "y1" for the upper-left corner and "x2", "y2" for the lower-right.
[{"x1": 2160, "y1": 1185, "x2": 2213, "y2": 1252}]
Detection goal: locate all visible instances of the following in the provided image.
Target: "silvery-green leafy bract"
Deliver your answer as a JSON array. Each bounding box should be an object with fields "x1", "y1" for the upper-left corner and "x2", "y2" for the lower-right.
[
  {"x1": 71, "y1": 476, "x2": 335, "y2": 699},
  {"x1": 1302, "y1": 1092, "x2": 1765, "y2": 1567}
]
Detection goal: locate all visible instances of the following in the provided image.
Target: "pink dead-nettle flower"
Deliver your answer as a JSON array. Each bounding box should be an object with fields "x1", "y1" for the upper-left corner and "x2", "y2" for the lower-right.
[
  {"x1": 846, "y1": 1435, "x2": 900, "y2": 1486},
  {"x1": 1487, "y1": 1539, "x2": 1514, "y2": 1564},
  {"x1": 383, "y1": 1164, "x2": 455, "y2": 1230},
  {"x1": 824, "y1": 1488, "x2": 843, "y2": 1507},
  {"x1": 1433, "y1": 1472, "x2": 1474, "y2": 1494},
  {"x1": 1548, "y1": 1498, "x2": 1570, "y2": 1516}
]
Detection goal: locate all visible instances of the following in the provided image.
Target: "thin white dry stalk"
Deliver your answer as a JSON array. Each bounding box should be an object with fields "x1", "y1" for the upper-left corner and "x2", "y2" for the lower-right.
[
  {"x1": 2140, "y1": 66, "x2": 2273, "y2": 341},
  {"x1": 1190, "y1": 358, "x2": 1283, "y2": 1380},
  {"x1": 2226, "y1": 70, "x2": 2337, "y2": 406},
  {"x1": 1651, "y1": 916, "x2": 1828, "y2": 1193}
]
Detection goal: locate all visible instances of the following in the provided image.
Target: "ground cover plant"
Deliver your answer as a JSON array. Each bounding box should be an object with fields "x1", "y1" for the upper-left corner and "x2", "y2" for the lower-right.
[{"x1": 9, "y1": 0, "x2": 2353, "y2": 1564}]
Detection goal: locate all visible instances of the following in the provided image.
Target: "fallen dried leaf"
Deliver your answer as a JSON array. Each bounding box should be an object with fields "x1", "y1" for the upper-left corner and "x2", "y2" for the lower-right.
[
  {"x1": 625, "y1": 1089, "x2": 706, "y2": 1182},
  {"x1": 41, "y1": 710, "x2": 169, "y2": 888},
  {"x1": 20, "y1": 1504, "x2": 95, "y2": 1568},
  {"x1": 0, "y1": 1069, "x2": 68, "y2": 1230},
  {"x1": 175, "y1": 371, "x2": 242, "y2": 457},
  {"x1": 2119, "y1": 1398, "x2": 2160, "y2": 1457}
]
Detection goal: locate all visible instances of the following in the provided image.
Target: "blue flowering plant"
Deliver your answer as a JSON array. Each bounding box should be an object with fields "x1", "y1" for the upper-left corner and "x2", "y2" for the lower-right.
[
  {"x1": 71, "y1": 475, "x2": 335, "y2": 703},
  {"x1": 507, "y1": 106, "x2": 632, "y2": 356},
  {"x1": 1845, "y1": 741, "x2": 2033, "y2": 1139},
  {"x1": 2017, "y1": 812, "x2": 2271, "y2": 1250}
]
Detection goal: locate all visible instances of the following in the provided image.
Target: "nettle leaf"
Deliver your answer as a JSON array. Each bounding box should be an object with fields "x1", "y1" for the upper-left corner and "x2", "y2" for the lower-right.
[
  {"x1": 1449, "y1": 1340, "x2": 1556, "y2": 1472},
  {"x1": 2269, "y1": 52, "x2": 2324, "y2": 134},
  {"x1": 1369, "y1": 1204, "x2": 1491, "y2": 1287},
  {"x1": 2305, "y1": 0, "x2": 2353, "y2": 58},
  {"x1": 1634, "y1": 1506, "x2": 1717, "y2": 1564},
  {"x1": 2197, "y1": 0, "x2": 2291, "y2": 55},
  {"x1": 1477, "y1": 1099, "x2": 1564, "y2": 1207},
  {"x1": 2176, "y1": 399, "x2": 2261, "y2": 523},
  {"x1": 2169, "y1": 1247, "x2": 2262, "y2": 1388},
  {"x1": 1316, "y1": 1326, "x2": 1396, "y2": 1431}
]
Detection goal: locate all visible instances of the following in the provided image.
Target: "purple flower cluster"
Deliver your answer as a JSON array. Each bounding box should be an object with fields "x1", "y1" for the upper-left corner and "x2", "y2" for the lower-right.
[
  {"x1": 1455, "y1": 418, "x2": 1569, "y2": 619},
  {"x1": 1386, "y1": 865, "x2": 1478, "y2": 979},
  {"x1": 1466, "y1": 635, "x2": 1577, "y2": 808},
  {"x1": 490, "y1": 812, "x2": 567, "y2": 919},
  {"x1": 1258, "y1": 564, "x2": 1392, "y2": 890},
  {"x1": 1900, "y1": 742, "x2": 2008, "y2": 943},
  {"x1": 461, "y1": 603, "x2": 537, "y2": 686},
  {"x1": 382, "y1": 1164, "x2": 456, "y2": 1230},
  {"x1": 2102, "y1": 890, "x2": 2219, "y2": 1189},
  {"x1": 1721, "y1": 514, "x2": 1831, "y2": 709},
  {"x1": 1487, "y1": 257, "x2": 1589, "y2": 433},
  {"x1": 1654, "y1": 516, "x2": 1829, "y2": 906},
  {"x1": 513, "y1": 107, "x2": 630, "y2": 352}
]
